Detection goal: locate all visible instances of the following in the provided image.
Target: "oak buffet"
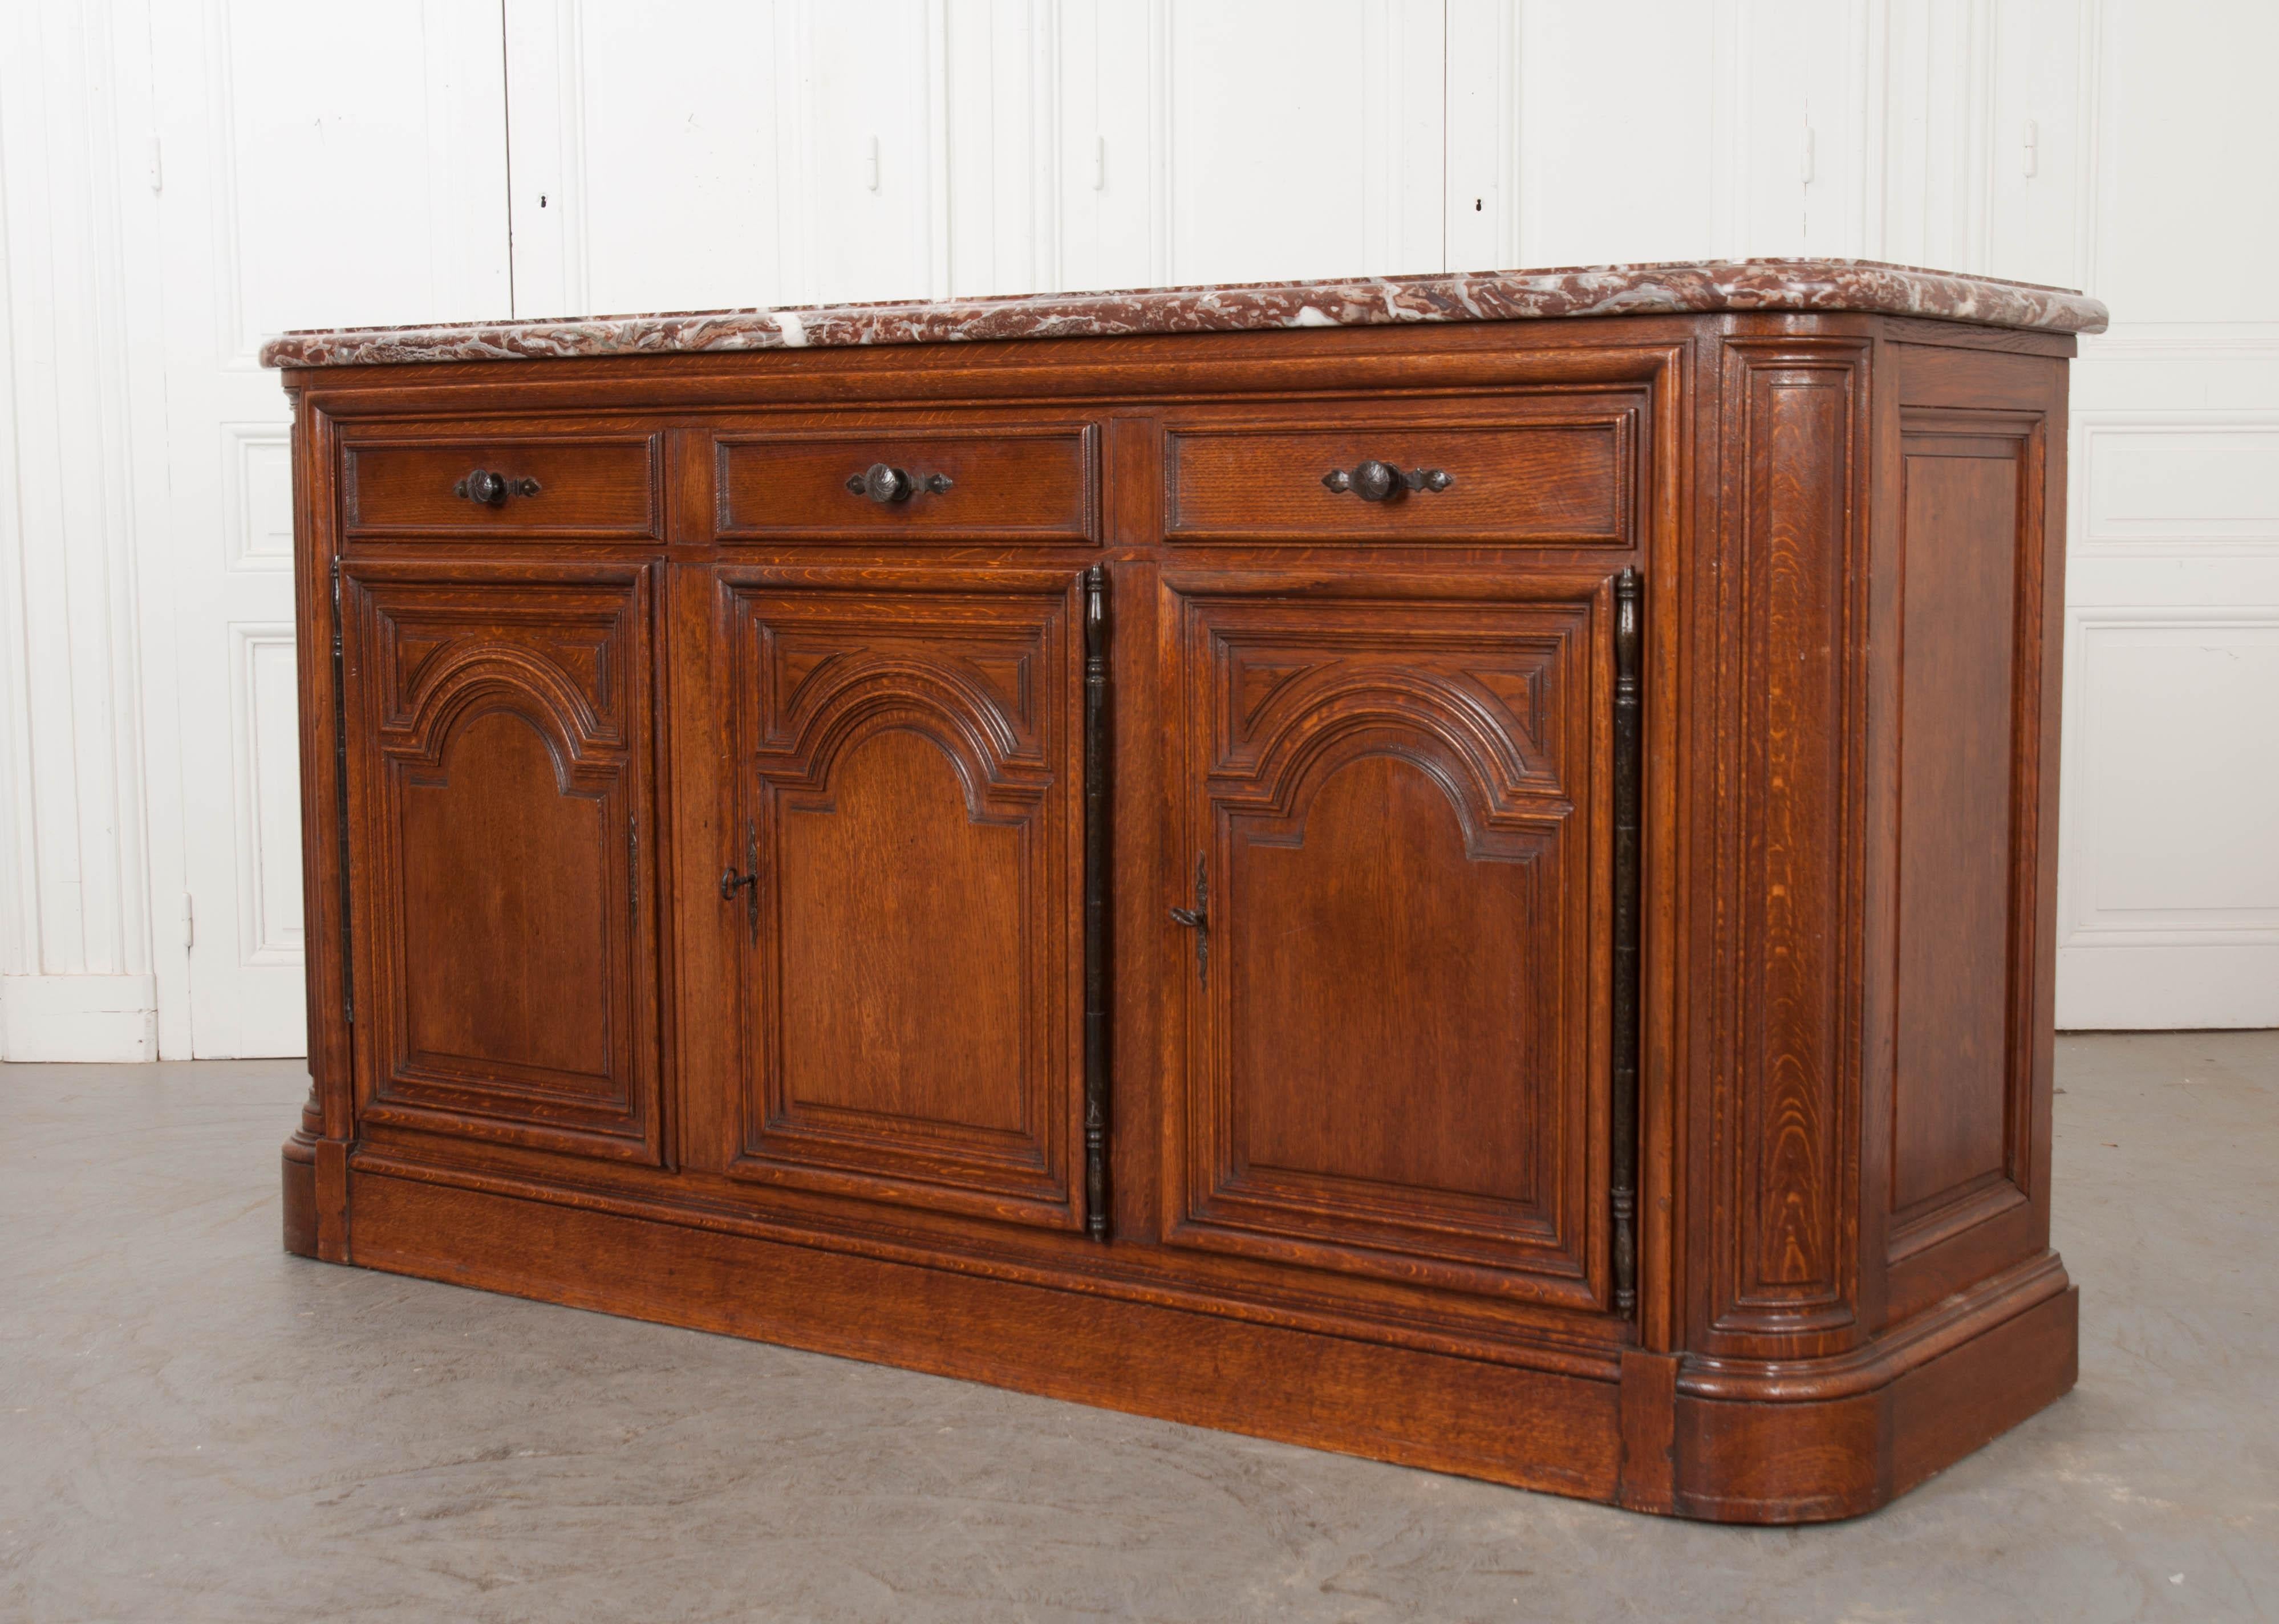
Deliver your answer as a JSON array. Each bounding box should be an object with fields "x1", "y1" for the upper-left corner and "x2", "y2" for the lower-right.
[{"x1": 263, "y1": 259, "x2": 2106, "y2": 1522}]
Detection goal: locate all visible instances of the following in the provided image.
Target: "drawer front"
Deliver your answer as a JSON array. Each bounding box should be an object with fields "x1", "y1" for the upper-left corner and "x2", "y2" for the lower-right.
[
  {"x1": 1165, "y1": 416, "x2": 1631, "y2": 544},
  {"x1": 715, "y1": 426, "x2": 1096, "y2": 542},
  {"x1": 343, "y1": 435, "x2": 662, "y2": 538}
]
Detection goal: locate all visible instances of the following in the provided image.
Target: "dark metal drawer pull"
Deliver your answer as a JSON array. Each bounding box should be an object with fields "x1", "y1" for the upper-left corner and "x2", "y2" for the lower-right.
[
  {"x1": 1321, "y1": 460, "x2": 1453, "y2": 501},
  {"x1": 846, "y1": 464, "x2": 955, "y2": 504},
  {"x1": 453, "y1": 469, "x2": 541, "y2": 506}
]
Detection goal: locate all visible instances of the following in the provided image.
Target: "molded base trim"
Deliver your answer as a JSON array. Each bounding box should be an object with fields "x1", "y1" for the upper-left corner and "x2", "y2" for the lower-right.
[
  {"x1": 332, "y1": 1169, "x2": 2077, "y2": 1522},
  {"x1": 0, "y1": 974, "x2": 157, "y2": 1061},
  {"x1": 281, "y1": 1136, "x2": 318, "y2": 1257},
  {"x1": 1672, "y1": 1285, "x2": 2078, "y2": 1522}
]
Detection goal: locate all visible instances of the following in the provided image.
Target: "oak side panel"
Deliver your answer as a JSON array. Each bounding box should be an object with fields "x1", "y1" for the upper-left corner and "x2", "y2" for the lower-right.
[
  {"x1": 1890, "y1": 440, "x2": 2027, "y2": 1219},
  {"x1": 1875, "y1": 343, "x2": 2069, "y2": 1326}
]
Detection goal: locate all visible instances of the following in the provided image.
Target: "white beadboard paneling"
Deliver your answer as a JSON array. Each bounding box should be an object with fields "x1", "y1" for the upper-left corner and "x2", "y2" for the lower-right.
[
  {"x1": 502, "y1": 0, "x2": 588, "y2": 318},
  {"x1": 944, "y1": 0, "x2": 1059, "y2": 297},
  {"x1": 527, "y1": 0, "x2": 789, "y2": 315},
  {"x1": 2087, "y1": 0, "x2": 2279, "y2": 324},
  {"x1": 1162, "y1": 0, "x2": 1445, "y2": 287},
  {"x1": 1054, "y1": 0, "x2": 1157, "y2": 294},
  {"x1": 790, "y1": 0, "x2": 948, "y2": 304},
  {"x1": 1872, "y1": 0, "x2": 1995, "y2": 272},
  {"x1": 1515, "y1": 0, "x2": 1720, "y2": 267},
  {"x1": 1446, "y1": 0, "x2": 1518, "y2": 270},
  {"x1": 1983, "y1": 0, "x2": 2085, "y2": 288},
  {"x1": 217, "y1": 0, "x2": 512, "y2": 352},
  {"x1": 0, "y1": 0, "x2": 157, "y2": 1060}
]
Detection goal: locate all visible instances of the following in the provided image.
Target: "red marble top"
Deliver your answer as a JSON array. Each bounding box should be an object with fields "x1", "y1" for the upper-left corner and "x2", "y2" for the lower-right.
[{"x1": 259, "y1": 258, "x2": 2108, "y2": 369}]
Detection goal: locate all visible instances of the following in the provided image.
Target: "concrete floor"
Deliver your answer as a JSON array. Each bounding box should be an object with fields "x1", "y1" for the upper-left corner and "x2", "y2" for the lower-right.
[{"x1": 0, "y1": 1034, "x2": 2272, "y2": 1623}]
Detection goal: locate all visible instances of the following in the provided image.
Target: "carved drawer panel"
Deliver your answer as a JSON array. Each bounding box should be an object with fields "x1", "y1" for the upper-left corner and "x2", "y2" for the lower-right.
[
  {"x1": 714, "y1": 425, "x2": 1096, "y2": 542},
  {"x1": 1163, "y1": 413, "x2": 1632, "y2": 545},
  {"x1": 343, "y1": 433, "x2": 662, "y2": 538}
]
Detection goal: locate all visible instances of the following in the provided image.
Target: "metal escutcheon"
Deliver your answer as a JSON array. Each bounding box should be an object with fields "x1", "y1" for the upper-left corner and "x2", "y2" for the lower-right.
[
  {"x1": 1321, "y1": 460, "x2": 1453, "y2": 501},
  {"x1": 453, "y1": 469, "x2": 540, "y2": 505},
  {"x1": 847, "y1": 464, "x2": 954, "y2": 503}
]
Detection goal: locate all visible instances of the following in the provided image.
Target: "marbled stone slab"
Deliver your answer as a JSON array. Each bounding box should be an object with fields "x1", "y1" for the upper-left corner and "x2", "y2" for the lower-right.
[{"x1": 259, "y1": 257, "x2": 2110, "y2": 368}]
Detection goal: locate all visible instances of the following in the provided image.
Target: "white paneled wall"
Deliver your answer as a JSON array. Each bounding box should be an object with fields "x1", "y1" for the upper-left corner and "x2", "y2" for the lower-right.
[
  {"x1": 1, "y1": 0, "x2": 2273, "y2": 1059},
  {"x1": 0, "y1": 0, "x2": 165, "y2": 1060}
]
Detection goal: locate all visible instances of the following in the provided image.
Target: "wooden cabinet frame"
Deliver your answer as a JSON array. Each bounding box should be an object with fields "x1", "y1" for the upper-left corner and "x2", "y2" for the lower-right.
[{"x1": 278, "y1": 316, "x2": 2077, "y2": 1522}]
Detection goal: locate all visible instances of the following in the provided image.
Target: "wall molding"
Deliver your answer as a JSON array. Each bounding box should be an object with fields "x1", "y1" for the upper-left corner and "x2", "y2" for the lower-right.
[
  {"x1": 0, "y1": 974, "x2": 158, "y2": 1063},
  {"x1": 2058, "y1": 608, "x2": 2279, "y2": 951},
  {"x1": 2074, "y1": 411, "x2": 2279, "y2": 557}
]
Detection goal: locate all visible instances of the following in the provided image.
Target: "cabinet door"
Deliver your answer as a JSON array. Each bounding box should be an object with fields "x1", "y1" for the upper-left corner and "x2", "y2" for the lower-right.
[
  {"x1": 708, "y1": 567, "x2": 1087, "y2": 1231},
  {"x1": 1160, "y1": 573, "x2": 1612, "y2": 1309},
  {"x1": 340, "y1": 561, "x2": 661, "y2": 1164}
]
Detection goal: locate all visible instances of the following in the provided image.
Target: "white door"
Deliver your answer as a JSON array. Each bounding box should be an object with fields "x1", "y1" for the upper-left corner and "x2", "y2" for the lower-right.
[
  {"x1": 500, "y1": 0, "x2": 1449, "y2": 316},
  {"x1": 145, "y1": 1, "x2": 512, "y2": 1056}
]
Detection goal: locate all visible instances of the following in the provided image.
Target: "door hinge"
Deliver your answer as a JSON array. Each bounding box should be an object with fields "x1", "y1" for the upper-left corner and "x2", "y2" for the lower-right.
[
  {"x1": 181, "y1": 891, "x2": 194, "y2": 950},
  {"x1": 1170, "y1": 854, "x2": 1208, "y2": 982},
  {"x1": 146, "y1": 134, "x2": 163, "y2": 193}
]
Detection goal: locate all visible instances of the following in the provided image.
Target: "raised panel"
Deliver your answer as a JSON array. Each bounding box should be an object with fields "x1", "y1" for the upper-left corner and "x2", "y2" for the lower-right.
[
  {"x1": 1163, "y1": 578, "x2": 1607, "y2": 1306},
  {"x1": 229, "y1": 626, "x2": 303, "y2": 965},
  {"x1": 2081, "y1": 416, "x2": 2279, "y2": 552},
  {"x1": 344, "y1": 563, "x2": 659, "y2": 1164},
  {"x1": 2062, "y1": 613, "x2": 2279, "y2": 943},
  {"x1": 223, "y1": 426, "x2": 295, "y2": 570},
  {"x1": 721, "y1": 569, "x2": 1083, "y2": 1230},
  {"x1": 1887, "y1": 417, "x2": 2042, "y2": 1258}
]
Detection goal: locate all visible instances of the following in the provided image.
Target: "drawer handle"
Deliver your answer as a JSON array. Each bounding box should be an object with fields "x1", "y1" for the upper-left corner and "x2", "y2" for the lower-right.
[
  {"x1": 1321, "y1": 460, "x2": 1454, "y2": 501},
  {"x1": 453, "y1": 469, "x2": 541, "y2": 506},
  {"x1": 845, "y1": 464, "x2": 955, "y2": 504}
]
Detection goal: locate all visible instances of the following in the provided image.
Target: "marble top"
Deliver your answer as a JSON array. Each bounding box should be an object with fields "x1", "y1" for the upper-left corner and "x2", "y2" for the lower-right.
[{"x1": 258, "y1": 258, "x2": 2109, "y2": 369}]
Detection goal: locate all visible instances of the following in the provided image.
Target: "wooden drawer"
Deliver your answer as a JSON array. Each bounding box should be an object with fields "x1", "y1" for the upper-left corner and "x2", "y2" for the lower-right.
[
  {"x1": 715, "y1": 425, "x2": 1096, "y2": 542},
  {"x1": 1164, "y1": 415, "x2": 1631, "y2": 544},
  {"x1": 343, "y1": 434, "x2": 662, "y2": 538}
]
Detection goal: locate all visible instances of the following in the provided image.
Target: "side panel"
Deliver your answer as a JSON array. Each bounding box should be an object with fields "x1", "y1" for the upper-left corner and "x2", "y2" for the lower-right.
[{"x1": 1873, "y1": 343, "x2": 2065, "y2": 1326}]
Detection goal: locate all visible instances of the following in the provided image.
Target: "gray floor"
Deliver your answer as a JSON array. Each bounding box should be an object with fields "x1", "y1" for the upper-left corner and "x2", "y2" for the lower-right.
[{"x1": 1, "y1": 1034, "x2": 2273, "y2": 1623}]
